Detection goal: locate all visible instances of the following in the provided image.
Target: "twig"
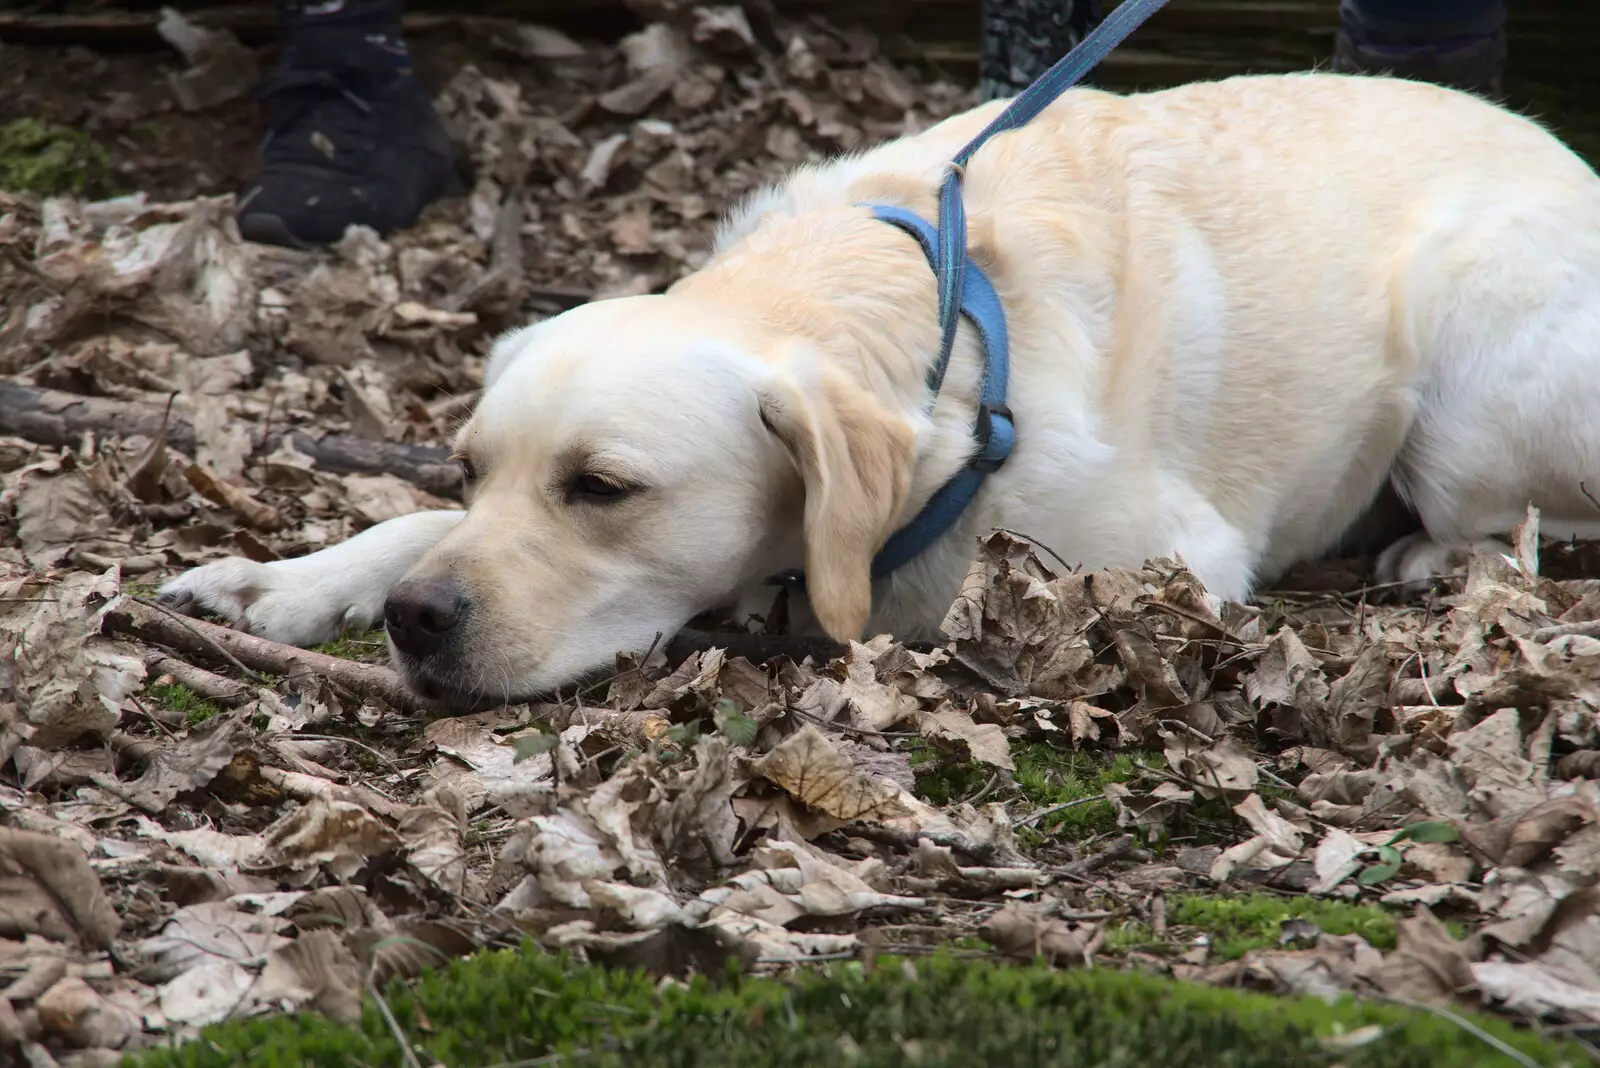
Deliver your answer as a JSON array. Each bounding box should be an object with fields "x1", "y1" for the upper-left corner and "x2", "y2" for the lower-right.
[
  {"x1": 992, "y1": 528, "x2": 1078, "y2": 574},
  {"x1": 1530, "y1": 618, "x2": 1600, "y2": 642},
  {"x1": 1581, "y1": 481, "x2": 1600, "y2": 515},
  {"x1": 146, "y1": 652, "x2": 251, "y2": 704},
  {"x1": 1258, "y1": 577, "x2": 1436, "y2": 603},
  {"x1": 789, "y1": 706, "x2": 919, "y2": 738},
  {"x1": 1138, "y1": 598, "x2": 1249, "y2": 644},
  {"x1": 1363, "y1": 992, "x2": 1544, "y2": 1068},
  {"x1": 1052, "y1": 834, "x2": 1148, "y2": 879},
  {"x1": 0, "y1": 381, "x2": 464, "y2": 499},
  {"x1": 367, "y1": 977, "x2": 426, "y2": 1068},
  {"x1": 964, "y1": 771, "x2": 1002, "y2": 806},
  {"x1": 106, "y1": 597, "x2": 422, "y2": 713},
  {"x1": 1155, "y1": 719, "x2": 1297, "y2": 792},
  {"x1": 481, "y1": 1053, "x2": 589, "y2": 1068},
  {"x1": 1015, "y1": 793, "x2": 1108, "y2": 829},
  {"x1": 846, "y1": 823, "x2": 1004, "y2": 866},
  {"x1": 289, "y1": 733, "x2": 404, "y2": 769},
  {"x1": 128, "y1": 597, "x2": 271, "y2": 685}
]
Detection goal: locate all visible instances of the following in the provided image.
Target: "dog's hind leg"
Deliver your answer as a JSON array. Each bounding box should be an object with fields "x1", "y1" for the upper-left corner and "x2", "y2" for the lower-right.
[
  {"x1": 1384, "y1": 210, "x2": 1600, "y2": 586},
  {"x1": 158, "y1": 509, "x2": 465, "y2": 648}
]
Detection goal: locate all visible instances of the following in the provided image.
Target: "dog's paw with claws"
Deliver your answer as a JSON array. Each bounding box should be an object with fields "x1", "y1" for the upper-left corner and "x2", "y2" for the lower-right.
[{"x1": 157, "y1": 557, "x2": 376, "y2": 649}]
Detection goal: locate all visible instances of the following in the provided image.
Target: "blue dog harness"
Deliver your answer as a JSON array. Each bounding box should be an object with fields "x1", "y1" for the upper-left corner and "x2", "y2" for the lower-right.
[{"x1": 771, "y1": 0, "x2": 1170, "y2": 593}]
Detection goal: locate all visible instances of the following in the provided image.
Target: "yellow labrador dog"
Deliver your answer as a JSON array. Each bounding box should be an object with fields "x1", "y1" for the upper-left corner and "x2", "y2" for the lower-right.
[{"x1": 161, "y1": 72, "x2": 1600, "y2": 705}]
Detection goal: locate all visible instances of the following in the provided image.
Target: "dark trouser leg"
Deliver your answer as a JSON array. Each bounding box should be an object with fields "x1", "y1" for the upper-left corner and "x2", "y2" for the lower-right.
[
  {"x1": 276, "y1": 0, "x2": 402, "y2": 27},
  {"x1": 240, "y1": 0, "x2": 462, "y2": 248},
  {"x1": 1333, "y1": 0, "x2": 1507, "y2": 97},
  {"x1": 979, "y1": 0, "x2": 1105, "y2": 102}
]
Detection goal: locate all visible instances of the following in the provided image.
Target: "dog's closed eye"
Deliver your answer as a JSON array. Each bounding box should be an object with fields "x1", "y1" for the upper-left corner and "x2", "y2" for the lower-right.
[
  {"x1": 565, "y1": 472, "x2": 635, "y2": 505},
  {"x1": 451, "y1": 452, "x2": 479, "y2": 486}
]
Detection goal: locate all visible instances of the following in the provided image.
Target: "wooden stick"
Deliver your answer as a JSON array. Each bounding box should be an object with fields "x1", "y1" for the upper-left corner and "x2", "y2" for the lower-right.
[
  {"x1": 104, "y1": 598, "x2": 423, "y2": 714},
  {"x1": 0, "y1": 382, "x2": 463, "y2": 499},
  {"x1": 145, "y1": 652, "x2": 252, "y2": 705}
]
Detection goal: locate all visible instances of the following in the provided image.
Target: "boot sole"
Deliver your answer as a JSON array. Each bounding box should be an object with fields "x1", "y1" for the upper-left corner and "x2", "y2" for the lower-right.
[{"x1": 237, "y1": 212, "x2": 315, "y2": 250}]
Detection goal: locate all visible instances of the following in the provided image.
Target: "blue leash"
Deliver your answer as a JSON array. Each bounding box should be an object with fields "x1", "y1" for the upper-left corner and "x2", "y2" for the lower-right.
[{"x1": 772, "y1": 0, "x2": 1170, "y2": 596}]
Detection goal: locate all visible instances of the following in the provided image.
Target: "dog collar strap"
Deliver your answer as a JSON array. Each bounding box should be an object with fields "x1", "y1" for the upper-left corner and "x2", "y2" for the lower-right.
[
  {"x1": 769, "y1": 0, "x2": 1168, "y2": 595},
  {"x1": 931, "y1": 0, "x2": 1171, "y2": 391},
  {"x1": 768, "y1": 205, "x2": 1013, "y2": 593}
]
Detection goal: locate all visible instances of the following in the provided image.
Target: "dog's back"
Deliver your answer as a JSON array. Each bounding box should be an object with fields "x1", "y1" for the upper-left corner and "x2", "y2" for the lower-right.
[{"x1": 713, "y1": 72, "x2": 1600, "y2": 599}]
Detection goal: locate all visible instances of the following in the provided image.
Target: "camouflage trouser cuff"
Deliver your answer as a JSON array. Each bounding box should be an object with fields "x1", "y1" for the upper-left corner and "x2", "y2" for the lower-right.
[{"x1": 978, "y1": 0, "x2": 1105, "y2": 102}]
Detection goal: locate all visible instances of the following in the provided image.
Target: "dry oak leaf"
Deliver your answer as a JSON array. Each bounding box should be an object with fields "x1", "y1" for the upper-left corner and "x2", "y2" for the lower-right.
[
  {"x1": 102, "y1": 712, "x2": 244, "y2": 813},
  {"x1": 158, "y1": 958, "x2": 256, "y2": 1029},
  {"x1": 1210, "y1": 793, "x2": 1304, "y2": 884},
  {"x1": 749, "y1": 722, "x2": 911, "y2": 822},
  {"x1": 397, "y1": 798, "x2": 473, "y2": 900},
  {"x1": 0, "y1": 827, "x2": 120, "y2": 948},
  {"x1": 1473, "y1": 960, "x2": 1600, "y2": 1023},
  {"x1": 134, "y1": 899, "x2": 291, "y2": 983},
  {"x1": 939, "y1": 531, "x2": 1097, "y2": 698},
  {"x1": 1310, "y1": 826, "x2": 1369, "y2": 894},
  {"x1": 1245, "y1": 626, "x2": 1328, "y2": 712},
  {"x1": 1164, "y1": 733, "x2": 1258, "y2": 799},
  {"x1": 258, "y1": 796, "x2": 401, "y2": 877},
  {"x1": 917, "y1": 702, "x2": 1013, "y2": 771},
  {"x1": 979, "y1": 900, "x2": 1103, "y2": 965},
  {"x1": 655, "y1": 736, "x2": 741, "y2": 872},
  {"x1": 1377, "y1": 907, "x2": 1479, "y2": 1008},
  {"x1": 792, "y1": 638, "x2": 918, "y2": 733},
  {"x1": 35, "y1": 975, "x2": 141, "y2": 1050},
  {"x1": 253, "y1": 928, "x2": 364, "y2": 1024}
]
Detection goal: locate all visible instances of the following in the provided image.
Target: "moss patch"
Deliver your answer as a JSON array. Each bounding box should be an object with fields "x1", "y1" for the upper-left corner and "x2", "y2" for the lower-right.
[
  {"x1": 0, "y1": 118, "x2": 113, "y2": 197},
  {"x1": 311, "y1": 629, "x2": 388, "y2": 662},
  {"x1": 125, "y1": 944, "x2": 1577, "y2": 1068},
  {"x1": 913, "y1": 742, "x2": 1153, "y2": 838},
  {"x1": 1103, "y1": 892, "x2": 1472, "y2": 962},
  {"x1": 144, "y1": 681, "x2": 224, "y2": 729}
]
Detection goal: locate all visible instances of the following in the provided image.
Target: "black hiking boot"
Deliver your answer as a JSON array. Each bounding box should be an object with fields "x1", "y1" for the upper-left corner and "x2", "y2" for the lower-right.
[
  {"x1": 979, "y1": 0, "x2": 1105, "y2": 102},
  {"x1": 238, "y1": 0, "x2": 465, "y2": 248},
  {"x1": 1333, "y1": 0, "x2": 1507, "y2": 98}
]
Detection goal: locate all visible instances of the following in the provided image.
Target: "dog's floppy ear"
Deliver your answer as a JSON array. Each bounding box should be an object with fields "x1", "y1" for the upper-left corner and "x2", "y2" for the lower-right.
[{"x1": 758, "y1": 351, "x2": 916, "y2": 642}]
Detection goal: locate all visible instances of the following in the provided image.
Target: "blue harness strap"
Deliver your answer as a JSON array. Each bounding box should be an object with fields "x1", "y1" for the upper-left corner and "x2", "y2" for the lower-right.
[{"x1": 771, "y1": 0, "x2": 1169, "y2": 596}]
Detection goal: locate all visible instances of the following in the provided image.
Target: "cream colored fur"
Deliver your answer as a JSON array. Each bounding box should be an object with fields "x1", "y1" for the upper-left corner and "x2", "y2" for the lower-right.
[{"x1": 161, "y1": 72, "x2": 1600, "y2": 704}]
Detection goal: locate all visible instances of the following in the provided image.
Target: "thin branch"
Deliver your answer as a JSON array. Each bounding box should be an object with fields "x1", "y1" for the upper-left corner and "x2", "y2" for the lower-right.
[
  {"x1": 1363, "y1": 992, "x2": 1544, "y2": 1068},
  {"x1": 107, "y1": 597, "x2": 422, "y2": 712},
  {"x1": 1015, "y1": 793, "x2": 1109, "y2": 829},
  {"x1": 367, "y1": 977, "x2": 426, "y2": 1068}
]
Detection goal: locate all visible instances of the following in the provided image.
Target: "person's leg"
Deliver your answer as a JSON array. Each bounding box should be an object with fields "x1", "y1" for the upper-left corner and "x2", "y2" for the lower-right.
[
  {"x1": 1333, "y1": 0, "x2": 1507, "y2": 97},
  {"x1": 979, "y1": 0, "x2": 1105, "y2": 102},
  {"x1": 239, "y1": 0, "x2": 463, "y2": 248}
]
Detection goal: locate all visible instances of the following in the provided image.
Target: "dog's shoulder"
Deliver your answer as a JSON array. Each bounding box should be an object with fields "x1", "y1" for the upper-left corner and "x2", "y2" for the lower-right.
[{"x1": 713, "y1": 97, "x2": 1015, "y2": 253}]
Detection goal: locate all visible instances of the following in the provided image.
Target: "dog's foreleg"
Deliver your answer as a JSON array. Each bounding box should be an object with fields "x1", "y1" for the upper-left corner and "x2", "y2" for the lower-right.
[{"x1": 157, "y1": 509, "x2": 465, "y2": 648}]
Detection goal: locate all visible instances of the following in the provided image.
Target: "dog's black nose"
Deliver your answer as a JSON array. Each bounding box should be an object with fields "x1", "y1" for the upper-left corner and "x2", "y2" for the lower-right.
[{"x1": 384, "y1": 576, "x2": 467, "y2": 660}]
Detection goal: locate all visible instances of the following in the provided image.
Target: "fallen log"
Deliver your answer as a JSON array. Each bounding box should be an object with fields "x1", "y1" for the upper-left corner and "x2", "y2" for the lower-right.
[{"x1": 0, "y1": 381, "x2": 463, "y2": 499}]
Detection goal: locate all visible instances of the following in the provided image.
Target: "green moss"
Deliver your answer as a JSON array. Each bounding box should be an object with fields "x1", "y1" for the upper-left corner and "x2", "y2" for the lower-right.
[
  {"x1": 1104, "y1": 892, "x2": 1472, "y2": 962},
  {"x1": 0, "y1": 117, "x2": 112, "y2": 197},
  {"x1": 123, "y1": 944, "x2": 1578, "y2": 1068},
  {"x1": 311, "y1": 629, "x2": 387, "y2": 662},
  {"x1": 1174, "y1": 893, "x2": 1400, "y2": 959},
  {"x1": 145, "y1": 681, "x2": 224, "y2": 729},
  {"x1": 913, "y1": 742, "x2": 1152, "y2": 838}
]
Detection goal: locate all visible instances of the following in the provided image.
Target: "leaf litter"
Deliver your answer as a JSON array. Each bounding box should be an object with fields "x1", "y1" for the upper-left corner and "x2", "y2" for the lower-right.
[{"x1": 0, "y1": 8, "x2": 1598, "y2": 1066}]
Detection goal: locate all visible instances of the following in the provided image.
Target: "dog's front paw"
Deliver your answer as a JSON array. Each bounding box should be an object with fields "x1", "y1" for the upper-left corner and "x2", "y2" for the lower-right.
[{"x1": 157, "y1": 557, "x2": 360, "y2": 648}]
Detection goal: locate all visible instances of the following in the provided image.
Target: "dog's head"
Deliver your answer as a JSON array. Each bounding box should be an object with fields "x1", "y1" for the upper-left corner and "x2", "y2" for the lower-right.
[{"x1": 383, "y1": 293, "x2": 916, "y2": 704}]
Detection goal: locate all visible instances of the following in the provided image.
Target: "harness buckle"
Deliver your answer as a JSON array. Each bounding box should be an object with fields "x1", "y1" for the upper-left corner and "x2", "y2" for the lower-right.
[{"x1": 972, "y1": 402, "x2": 1015, "y2": 473}]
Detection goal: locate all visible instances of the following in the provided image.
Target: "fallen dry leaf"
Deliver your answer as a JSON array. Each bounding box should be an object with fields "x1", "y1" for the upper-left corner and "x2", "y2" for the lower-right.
[
  {"x1": 979, "y1": 900, "x2": 1103, "y2": 965},
  {"x1": 0, "y1": 827, "x2": 121, "y2": 948}
]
